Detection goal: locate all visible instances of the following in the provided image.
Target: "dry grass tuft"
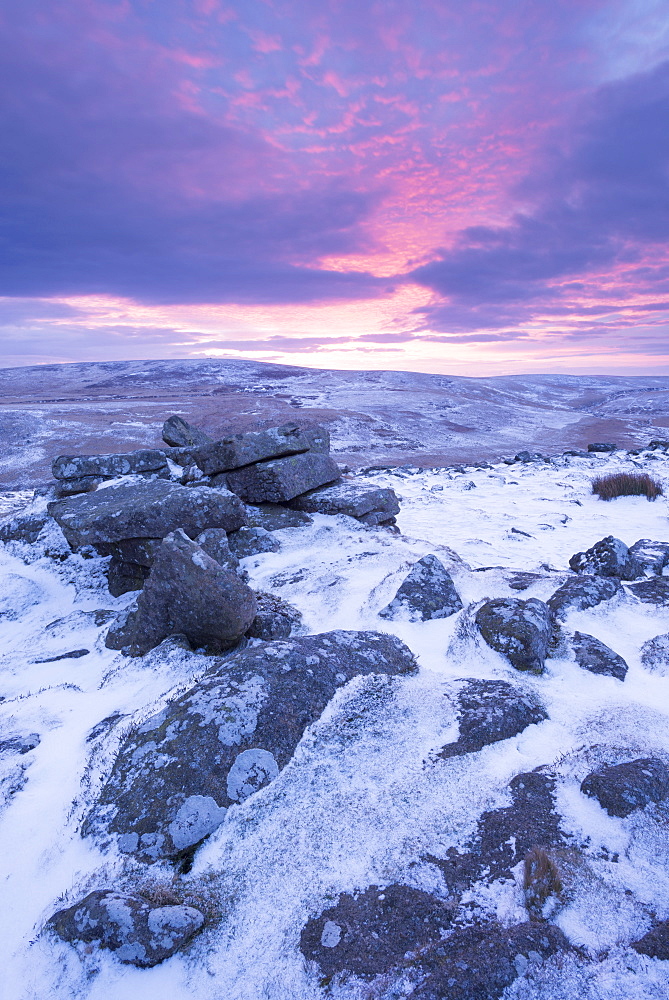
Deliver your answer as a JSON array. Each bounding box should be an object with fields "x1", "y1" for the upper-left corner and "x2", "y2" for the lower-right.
[
  {"x1": 523, "y1": 847, "x2": 563, "y2": 921},
  {"x1": 592, "y1": 472, "x2": 663, "y2": 501}
]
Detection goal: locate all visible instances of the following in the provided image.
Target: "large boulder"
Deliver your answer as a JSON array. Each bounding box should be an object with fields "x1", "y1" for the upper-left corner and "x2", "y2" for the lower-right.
[
  {"x1": 547, "y1": 575, "x2": 621, "y2": 619},
  {"x1": 571, "y1": 631, "x2": 628, "y2": 681},
  {"x1": 48, "y1": 889, "x2": 204, "y2": 967},
  {"x1": 379, "y1": 555, "x2": 463, "y2": 621},
  {"x1": 580, "y1": 758, "x2": 669, "y2": 817},
  {"x1": 568, "y1": 535, "x2": 641, "y2": 580},
  {"x1": 114, "y1": 529, "x2": 256, "y2": 656},
  {"x1": 440, "y1": 680, "x2": 547, "y2": 758},
  {"x1": 52, "y1": 450, "x2": 167, "y2": 481},
  {"x1": 300, "y1": 885, "x2": 453, "y2": 979},
  {"x1": 174, "y1": 424, "x2": 314, "y2": 475},
  {"x1": 640, "y1": 633, "x2": 669, "y2": 676},
  {"x1": 47, "y1": 480, "x2": 247, "y2": 549},
  {"x1": 629, "y1": 539, "x2": 669, "y2": 576},
  {"x1": 475, "y1": 598, "x2": 553, "y2": 673},
  {"x1": 245, "y1": 503, "x2": 312, "y2": 530},
  {"x1": 225, "y1": 452, "x2": 341, "y2": 503},
  {"x1": 290, "y1": 481, "x2": 400, "y2": 526},
  {"x1": 85, "y1": 631, "x2": 417, "y2": 860},
  {"x1": 161, "y1": 414, "x2": 212, "y2": 448},
  {"x1": 627, "y1": 578, "x2": 669, "y2": 606}
]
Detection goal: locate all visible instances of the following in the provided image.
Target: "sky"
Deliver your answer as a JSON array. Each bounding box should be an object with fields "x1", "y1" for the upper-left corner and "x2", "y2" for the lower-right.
[{"x1": 1, "y1": 0, "x2": 669, "y2": 376}]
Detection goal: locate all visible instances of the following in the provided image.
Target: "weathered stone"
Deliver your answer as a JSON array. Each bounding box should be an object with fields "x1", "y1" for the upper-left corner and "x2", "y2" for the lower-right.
[
  {"x1": 412, "y1": 921, "x2": 569, "y2": 1000},
  {"x1": 588, "y1": 442, "x2": 616, "y2": 452},
  {"x1": 640, "y1": 633, "x2": 669, "y2": 676},
  {"x1": 440, "y1": 680, "x2": 547, "y2": 758},
  {"x1": 54, "y1": 476, "x2": 105, "y2": 497},
  {"x1": 246, "y1": 592, "x2": 301, "y2": 640},
  {"x1": 569, "y1": 535, "x2": 641, "y2": 580},
  {"x1": 33, "y1": 649, "x2": 89, "y2": 663},
  {"x1": 648, "y1": 439, "x2": 669, "y2": 451},
  {"x1": 632, "y1": 921, "x2": 669, "y2": 960},
  {"x1": 581, "y1": 758, "x2": 669, "y2": 817},
  {"x1": 48, "y1": 889, "x2": 204, "y2": 967},
  {"x1": 107, "y1": 559, "x2": 150, "y2": 597},
  {"x1": 190, "y1": 424, "x2": 314, "y2": 475},
  {"x1": 0, "y1": 733, "x2": 41, "y2": 755},
  {"x1": 0, "y1": 512, "x2": 49, "y2": 544},
  {"x1": 85, "y1": 631, "x2": 417, "y2": 859},
  {"x1": 629, "y1": 538, "x2": 669, "y2": 576},
  {"x1": 300, "y1": 884, "x2": 453, "y2": 979},
  {"x1": 475, "y1": 598, "x2": 552, "y2": 673},
  {"x1": 563, "y1": 448, "x2": 588, "y2": 458},
  {"x1": 379, "y1": 555, "x2": 463, "y2": 621},
  {"x1": 52, "y1": 450, "x2": 167, "y2": 481},
  {"x1": 507, "y1": 571, "x2": 546, "y2": 591},
  {"x1": 245, "y1": 504, "x2": 313, "y2": 530},
  {"x1": 571, "y1": 631, "x2": 628, "y2": 681},
  {"x1": 195, "y1": 527, "x2": 241, "y2": 574},
  {"x1": 290, "y1": 481, "x2": 400, "y2": 524},
  {"x1": 627, "y1": 577, "x2": 669, "y2": 606},
  {"x1": 225, "y1": 452, "x2": 341, "y2": 503},
  {"x1": 95, "y1": 537, "x2": 162, "y2": 567},
  {"x1": 105, "y1": 604, "x2": 140, "y2": 651},
  {"x1": 162, "y1": 415, "x2": 212, "y2": 448},
  {"x1": 119, "y1": 529, "x2": 256, "y2": 656},
  {"x1": 48, "y1": 480, "x2": 247, "y2": 548},
  {"x1": 515, "y1": 450, "x2": 544, "y2": 463},
  {"x1": 227, "y1": 526, "x2": 280, "y2": 559},
  {"x1": 547, "y1": 575, "x2": 621, "y2": 619}
]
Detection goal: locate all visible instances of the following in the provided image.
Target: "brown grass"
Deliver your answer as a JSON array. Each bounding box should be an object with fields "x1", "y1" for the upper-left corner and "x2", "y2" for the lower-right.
[
  {"x1": 592, "y1": 472, "x2": 663, "y2": 501},
  {"x1": 523, "y1": 847, "x2": 563, "y2": 921}
]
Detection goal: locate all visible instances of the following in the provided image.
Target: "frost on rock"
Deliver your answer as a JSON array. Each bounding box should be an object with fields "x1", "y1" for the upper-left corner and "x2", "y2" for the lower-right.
[
  {"x1": 640, "y1": 632, "x2": 669, "y2": 676},
  {"x1": 580, "y1": 758, "x2": 669, "y2": 817},
  {"x1": 48, "y1": 889, "x2": 204, "y2": 967},
  {"x1": 475, "y1": 598, "x2": 553, "y2": 673},
  {"x1": 570, "y1": 631, "x2": 628, "y2": 681},
  {"x1": 439, "y1": 679, "x2": 548, "y2": 758},
  {"x1": 83, "y1": 630, "x2": 417, "y2": 860},
  {"x1": 627, "y1": 577, "x2": 669, "y2": 606},
  {"x1": 569, "y1": 535, "x2": 642, "y2": 580},
  {"x1": 547, "y1": 574, "x2": 621, "y2": 619},
  {"x1": 628, "y1": 538, "x2": 669, "y2": 576},
  {"x1": 379, "y1": 554, "x2": 463, "y2": 621}
]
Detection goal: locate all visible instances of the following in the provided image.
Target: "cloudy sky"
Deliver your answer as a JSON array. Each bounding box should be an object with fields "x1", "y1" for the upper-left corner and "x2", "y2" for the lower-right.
[{"x1": 1, "y1": 0, "x2": 669, "y2": 374}]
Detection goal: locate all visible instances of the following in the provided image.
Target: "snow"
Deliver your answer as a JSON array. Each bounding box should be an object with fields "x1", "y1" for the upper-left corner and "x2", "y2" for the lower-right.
[{"x1": 0, "y1": 449, "x2": 668, "y2": 998}]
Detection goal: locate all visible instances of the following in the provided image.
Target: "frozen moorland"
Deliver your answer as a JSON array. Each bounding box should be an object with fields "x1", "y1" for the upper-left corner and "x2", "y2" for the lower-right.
[{"x1": 1, "y1": 446, "x2": 669, "y2": 999}]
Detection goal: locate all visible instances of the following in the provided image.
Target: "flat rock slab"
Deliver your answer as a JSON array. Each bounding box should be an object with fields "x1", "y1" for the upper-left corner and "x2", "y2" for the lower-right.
[
  {"x1": 300, "y1": 884, "x2": 454, "y2": 979},
  {"x1": 112, "y1": 529, "x2": 256, "y2": 655},
  {"x1": 475, "y1": 598, "x2": 553, "y2": 673},
  {"x1": 547, "y1": 575, "x2": 621, "y2": 619},
  {"x1": 571, "y1": 631, "x2": 628, "y2": 680},
  {"x1": 225, "y1": 452, "x2": 341, "y2": 503},
  {"x1": 379, "y1": 554, "x2": 463, "y2": 621},
  {"x1": 52, "y1": 450, "x2": 167, "y2": 480},
  {"x1": 245, "y1": 503, "x2": 313, "y2": 530},
  {"x1": 290, "y1": 481, "x2": 400, "y2": 522},
  {"x1": 48, "y1": 889, "x2": 204, "y2": 967},
  {"x1": 174, "y1": 423, "x2": 314, "y2": 474},
  {"x1": 48, "y1": 480, "x2": 247, "y2": 548},
  {"x1": 581, "y1": 758, "x2": 669, "y2": 817},
  {"x1": 440, "y1": 679, "x2": 547, "y2": 758},
  {"x1": 627, "y1": 577, "x2": 669, "y2": 606},
  {"x1": 84, "y1": 630, "x2": 417, "y2": 860},
  {"x1": 569, "y1": 535, "x2": 641, "y2": 580}
]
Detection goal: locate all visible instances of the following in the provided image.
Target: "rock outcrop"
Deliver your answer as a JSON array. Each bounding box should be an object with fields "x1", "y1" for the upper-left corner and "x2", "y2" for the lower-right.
[
  {"x1": 379, "y1": 555, "x2": 463, "y2": 621},
  {"x1": 475, "y1": 598, "x2": 553, "y2": 673},
  {"x1": 571, "y1": 631, "x2": 628, "y2": 681},
  {"x1": 569, "y1": 535, "x2": 641, "y2": 580},
  {"x1": 290, "y1": 481, "x2": 400, "y2": 526},
  {"x1": 225, "y1": 451, "x2": 341, "y2": 503},
  {"x1": 581, "y1": 758, "x2": 669, "y2": 817}
]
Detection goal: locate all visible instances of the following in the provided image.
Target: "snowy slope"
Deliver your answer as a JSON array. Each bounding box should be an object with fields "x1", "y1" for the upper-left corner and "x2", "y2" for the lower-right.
[{"x1": 0, "y1": 450, "x2": 669, "y2": 998}]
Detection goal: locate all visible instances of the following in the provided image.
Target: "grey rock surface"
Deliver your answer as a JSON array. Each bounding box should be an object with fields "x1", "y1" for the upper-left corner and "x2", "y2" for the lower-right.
[
  {"x1": 627, "y1": 577, "x2": 669, "y2": 606},
  {"x1": 48, "y1": 889, "x2": 204, "y2": 967},
  {"x1": 588, "y1": 442, "x2": 616, "y2": 452},
  {"x1": 629, "y1": 538, "x2": 669, "y2": 576},
  {"x1": 547, "y1": 575, "x2": 621, "y2": 619},
  {"x1": 571, "y1": 631, "x2": 628, "y2": 680},
  {"x1": 245, "y1": 504, "x2": 313, "y2": 531},
  {"x1": 581, "y1": 758, "x2": 669, "y2": 817},
  {"x1": 246, "y1": 592, "x2": 302, "y2": 640},
  {"x1": 300, "y1": 884, "x2": 453, "y2": 979},
  {"x1": 48, "y1": 480, "x2": 247, "y2": 548},
  {"x1": 195, "y1": 527, "x2": 241, "y2": 575},
  {"x1": 225, "y1": 452, "x2": 341, "y2": 503},
  {"x1": 632, "y1": 921, "x2": 669, "y2": 960},
  {"x1": 162, "y1": 415, "x2": 212, "y2": 448},
  {"x1": 85, "y1": 630, "x2": 417, "y2": 859},
  {"x1": 379, "y1": 554, "x2": 463, "y2": 621},
  {"x1": 0, "y1": 512, "x2": 49, "y2": 544},
  {"x1": 440, "y1": 679, "x2": 547, "y2": 758},
  {"x1": 475, "y1": 598, "x2": 553, "y2": 673},
  {"x1": 290, "y1": 481, "x2": 400, "y2": 523},
  {"x1": 640, "y1": 632, "x2": 669, "y2": 676},
  {"x1": 106, "y1": 559, "x2": 151, "y2": 597},
  {"x1": 95, "y1": 537, "x2": 162, "y2": 567},
  {"x1": 54, "y1": 476, "x2": 105, "y2": 497},
  {"x1": 118, "y1": 529, "x2": 256, "y2": 656},
  {"x1": 0, "y1": 733, "x2": 41, "y2": 755},
  {"x1": 189, "y1": 424, "x2": 313, "y2": 475},
  {"x1": 52, "y1": 450, "x2": 167, "y2": 481},
  {"x1": 227, "y1": 526, "x2": 280, "y2": 559},
  {"x1": 569, "y1": 535, "x2": 641, "y2": 580}
]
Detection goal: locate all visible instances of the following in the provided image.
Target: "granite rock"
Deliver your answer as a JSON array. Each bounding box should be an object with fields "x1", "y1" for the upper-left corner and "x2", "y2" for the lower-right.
[
  {"x1": 475, "y1": 598, "x2": 553, "y2": 673},
  {"x1": 225, "y1": 452, "x2": 341, "y2": 503},
  {"x1": 379, "y1": 555, "x2": 463, "y2": 621}
]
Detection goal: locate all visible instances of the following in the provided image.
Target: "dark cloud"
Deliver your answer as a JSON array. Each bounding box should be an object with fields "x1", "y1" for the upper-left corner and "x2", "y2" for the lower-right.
[{"x1": 410, "y1": 60, "x2": 669, "y2": 331}]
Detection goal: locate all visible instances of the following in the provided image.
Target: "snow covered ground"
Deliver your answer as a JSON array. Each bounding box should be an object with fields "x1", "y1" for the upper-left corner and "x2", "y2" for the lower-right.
[{"x1": 1, "y1": 449, "x2": 669, "y2": 998}]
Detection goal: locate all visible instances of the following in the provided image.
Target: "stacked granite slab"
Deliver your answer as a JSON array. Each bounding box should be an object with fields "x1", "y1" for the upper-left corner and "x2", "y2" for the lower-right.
[{"x1": 51, "y1": 450, "x2": 169, "y2": 497}]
